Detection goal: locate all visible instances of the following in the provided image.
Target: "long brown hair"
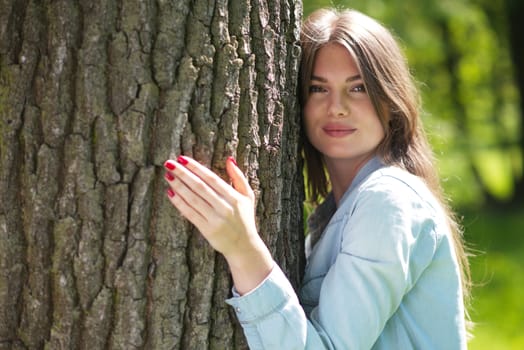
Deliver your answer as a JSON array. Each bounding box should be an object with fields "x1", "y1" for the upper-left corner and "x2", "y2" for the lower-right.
[{"x1": 300, "y1": 8, "x2": 472, "y2": 323}]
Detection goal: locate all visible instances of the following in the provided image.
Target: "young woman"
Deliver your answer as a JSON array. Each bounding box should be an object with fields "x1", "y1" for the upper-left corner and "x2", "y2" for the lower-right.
[{"x1": 163, "y1": 8, "x2": 471, "y2": 349}]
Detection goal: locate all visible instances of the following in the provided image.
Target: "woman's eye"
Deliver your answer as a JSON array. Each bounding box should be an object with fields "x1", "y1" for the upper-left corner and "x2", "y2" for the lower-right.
[
  {"x1": 309, "y1": 85, "x2": 326, "y2": 94},
  {"x1": 351, "y1": 84, "x2": 366, "y2": 93}
]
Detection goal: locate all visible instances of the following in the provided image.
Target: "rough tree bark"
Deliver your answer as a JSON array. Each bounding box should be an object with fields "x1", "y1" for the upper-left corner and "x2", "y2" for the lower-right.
[{"x1": 0, "y1": 0, "x2": 303, "y2": 349}]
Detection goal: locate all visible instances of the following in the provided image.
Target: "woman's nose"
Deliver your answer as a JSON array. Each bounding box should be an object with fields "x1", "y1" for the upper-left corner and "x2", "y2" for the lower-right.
[{"x1": 328, "y1": 92, "x2": 349, "y2": 117}]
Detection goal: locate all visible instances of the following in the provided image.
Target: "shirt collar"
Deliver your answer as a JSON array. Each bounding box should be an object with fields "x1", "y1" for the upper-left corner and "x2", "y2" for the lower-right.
[
  {"x1": 337, "y1": 156, "x2": 385, "y2": 207},
  {"x1": 306, "y1": 156, "x2": 385, "y2": 249}
]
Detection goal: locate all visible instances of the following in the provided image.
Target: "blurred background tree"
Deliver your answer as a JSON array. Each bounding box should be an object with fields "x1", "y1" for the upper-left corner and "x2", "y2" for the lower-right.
[{"x1": 303, "y1": 1, "x2": 524, "y2": 349}]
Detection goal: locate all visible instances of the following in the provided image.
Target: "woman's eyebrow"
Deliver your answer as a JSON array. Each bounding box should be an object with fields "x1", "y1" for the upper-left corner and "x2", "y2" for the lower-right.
[
  {"x1": 346, "y1": 74, "x2": 362, "y2": 82},
  {"x1": 310, "y1": 74, "x2": 362, "y2": 82},
  {"x1": 310, "y1": 75, "x2": 327, "y2": 82}
]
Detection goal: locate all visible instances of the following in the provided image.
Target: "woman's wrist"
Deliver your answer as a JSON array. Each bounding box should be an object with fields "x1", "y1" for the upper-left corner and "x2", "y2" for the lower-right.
[{"x1": 225, "y1": 239, "x2": 274, "y2": 295}]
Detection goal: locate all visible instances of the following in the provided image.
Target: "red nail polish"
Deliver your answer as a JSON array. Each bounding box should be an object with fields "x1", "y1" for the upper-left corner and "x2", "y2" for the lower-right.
[
  {"x1": 165, "y1": 172, "x2": 175, "y2": 181},
  {"x1": 228, "y1": 156, "x2": 237, "y2": 166},
  {"x1": 167, "y1": 188, "x2": 175, "y2": 198},
  {"x1": 164, "y1": 161, "x2": 176, "y2": 171},
  {"x1": 177, "y1": 156, "x2": 188, "y2": 165}
]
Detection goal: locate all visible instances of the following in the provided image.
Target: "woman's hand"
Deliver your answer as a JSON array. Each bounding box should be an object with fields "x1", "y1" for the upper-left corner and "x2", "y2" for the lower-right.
[{"x1": 163, "y1": 155, "x2": 273, "y2": 294}]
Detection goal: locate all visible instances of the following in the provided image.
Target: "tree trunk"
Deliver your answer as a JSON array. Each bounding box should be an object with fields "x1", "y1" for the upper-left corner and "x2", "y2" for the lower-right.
[
  {"x1": 0, "y1": 0, "x2": 304, "y2": 349},
  {"x1": 506, "y1": 0, "x2": 524, "y2": 205}
]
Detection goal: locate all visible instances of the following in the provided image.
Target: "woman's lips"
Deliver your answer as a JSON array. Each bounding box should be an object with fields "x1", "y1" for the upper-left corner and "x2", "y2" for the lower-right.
[{"x1": 322, "y1": 124, "x2": 356, "y2": 137}]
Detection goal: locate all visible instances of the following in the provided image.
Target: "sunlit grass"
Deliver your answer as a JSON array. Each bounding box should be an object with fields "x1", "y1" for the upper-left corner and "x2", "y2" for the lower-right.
[
  {"x1": 468, "y1": 252, "x2": 524, "y2": 350},
  {"x1": 461, "y1": 208, "x2": 524, "y2": 350}
]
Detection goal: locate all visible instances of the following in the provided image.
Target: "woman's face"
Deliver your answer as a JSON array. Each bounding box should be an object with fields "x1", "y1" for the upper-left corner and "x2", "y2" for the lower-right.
[{"x1": 304, "y1": 43, "x2": 385, "y2": 167}]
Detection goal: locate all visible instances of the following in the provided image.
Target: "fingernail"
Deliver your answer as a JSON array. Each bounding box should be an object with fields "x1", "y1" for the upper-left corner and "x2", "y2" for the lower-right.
[
  {"x1": 164, "y1": 161, "x2": 176, "y2": 171},
  {"x1": 227, "y1": 156, "x2": 237, "y2": 166},
  {"x1": 177, "y1": 155, "x2": 188, "y2": 165},
  {"x1": 167, "y1": 188, "x2": 175, "y2": 198},
  {"x1": 165, "y1": 172, "x2": 175, "y2": 181}
]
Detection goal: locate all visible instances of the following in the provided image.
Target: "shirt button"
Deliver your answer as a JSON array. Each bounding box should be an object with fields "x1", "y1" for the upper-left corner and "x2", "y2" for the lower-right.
[{"x1": 236, "y1": 307, "x2": 241, "y2": 313}]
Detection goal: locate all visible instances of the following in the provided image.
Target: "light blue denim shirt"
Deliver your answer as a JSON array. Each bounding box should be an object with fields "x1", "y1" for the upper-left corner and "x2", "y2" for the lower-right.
[{"x1": 226, "y1": 157, "x2": 467, "y2": 349}]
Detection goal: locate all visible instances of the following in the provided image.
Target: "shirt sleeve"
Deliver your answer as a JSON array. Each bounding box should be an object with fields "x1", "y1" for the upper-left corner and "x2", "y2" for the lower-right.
[
  {"x1": 226, "y1": 264, "x2": 332, "y2": 349},
  {"x1": 226, "y1": 178, "x2": 439, "y2": 349}
]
